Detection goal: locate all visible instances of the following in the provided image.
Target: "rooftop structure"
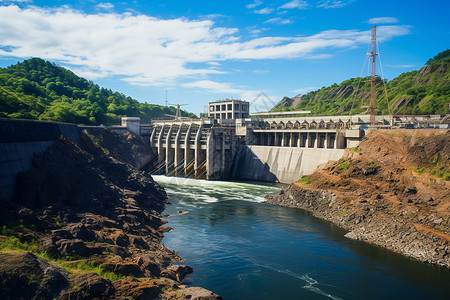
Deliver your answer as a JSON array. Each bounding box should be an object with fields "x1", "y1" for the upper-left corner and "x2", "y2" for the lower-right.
[{"x1": 208, "y1": 99, "x2": 250, "y2": 120}]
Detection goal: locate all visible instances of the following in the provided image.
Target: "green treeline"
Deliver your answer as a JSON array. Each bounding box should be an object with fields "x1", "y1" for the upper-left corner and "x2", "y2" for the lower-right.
[
  {"x1": 272, "y1": 50, "x2": 450, "y2": 115},
  {"x1": 0, "y1": 58, "x2": 197, "y2": 125}
]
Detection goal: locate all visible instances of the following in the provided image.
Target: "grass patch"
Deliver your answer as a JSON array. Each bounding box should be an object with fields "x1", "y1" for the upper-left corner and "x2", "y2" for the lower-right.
[
  {"x1": 0, "y1": 232, "x2": 124, "y2": 282},
  {"x1": 336, "y1": 158, "x2": 351, "y2": 173},
  {"x1": 430, "y1": 169, "x2": 450, "y2": 181},
  {"x1": 431, "y1": 155, "x2": 441, "y2": 166},
  {"x1": 83, "y1": 130, "x2": 110, "y2": 156},
  {"x1": 368, "y1": 162, "x2": 379, "y2": 168},
  {"x1": 351, "y1": 147, "x2": 361, "y2": 155},
  {"x1": 435, "y1": 224, "x2": 445, "y2": 231},
  {"x1": 338, "y1": 210, "x2": 347, "y2": 217},
  {"x1": 59, "y1": 260, "x2": 125, "y2": 282},
  {"x1": 414, "y1": 167, "x2": 425, "y2": 174},
  {"x1": 338, "y1": 162, "x2": 350, "y2": 173},
  {"x1": 388, "y1": 132, "x2": 407, "y2": 139},
  {"x1": 299, "y1": 176, "x2": 311, "y2": 185}
]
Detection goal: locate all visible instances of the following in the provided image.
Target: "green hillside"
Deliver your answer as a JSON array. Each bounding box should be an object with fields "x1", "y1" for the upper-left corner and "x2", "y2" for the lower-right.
[
  {"x1": 271, "y1": 50, "x2": 450, "y2": 116},
  {"x1": 0, "y1": 58, "x2": 197, "y2": 125}
]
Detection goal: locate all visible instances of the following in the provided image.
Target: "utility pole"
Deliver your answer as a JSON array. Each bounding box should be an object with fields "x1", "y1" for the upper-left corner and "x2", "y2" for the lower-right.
[
  {"x1": 368, "y1": 26, "x2": 377, "y2": 126},
  {"x1": 165, "y1": 90, "x2": 168, "y2": 107}
]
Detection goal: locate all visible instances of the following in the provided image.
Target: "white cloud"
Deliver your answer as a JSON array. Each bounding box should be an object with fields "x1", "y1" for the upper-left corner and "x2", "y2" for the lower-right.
[
  {"x1": 0, "y1": 0, "x2": 32, "y2": 2},
  {"x1": 294, "y1": 86, "x2": 318, "y2": 95},
  {"x1": 265, "y1": 17, "x2": 293, "y2": 25},
  {"x1": 279, "y1": 0, "x2": 308, "y2": 10},
  {"x1": 367, "y1": 17, "x2": 399, "y2": 24},
  {"x1": 246, "y1": 0, "x2": 263, "y2": 9},
  {"x1": 0, "y1": 5, "x2": 411, "y2": 89},
  {"x1": 386, "y1": 64, "x2": 414, "y2": 68},
  {"x1": 253, "y1": 7, "x2": 274, "y2": 14},
  {"x1": 317, "y1": 0, "x2": 354, "y2": 9},
  {"x1": 253, "y1": 69, "x2": 269, "y2": 74},
  {"x1": 96, "y1": 2, "x2": 114, "y2": 11},
  {"x1": 182, "y1": 80, "x2": 245, "y2": 94}
]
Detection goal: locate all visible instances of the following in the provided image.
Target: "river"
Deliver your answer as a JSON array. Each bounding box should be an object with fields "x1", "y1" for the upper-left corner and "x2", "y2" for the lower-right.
[{"x1": 154, "y1": 176, "x2": 450, "y2": 300}]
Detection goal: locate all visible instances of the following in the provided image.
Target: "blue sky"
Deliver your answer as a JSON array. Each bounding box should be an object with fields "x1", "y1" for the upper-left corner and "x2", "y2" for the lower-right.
[{"x1": 0, "y1": 0, "x2": 449, "y2": 115}]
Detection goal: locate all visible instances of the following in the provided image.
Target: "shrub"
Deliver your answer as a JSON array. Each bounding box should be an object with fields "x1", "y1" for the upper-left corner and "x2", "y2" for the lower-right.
[
  {"x1": 299, "y1": 176, "x2": 311, "y2": 185},
  {"x1": 414, "y1": 167, "x2": 425, "y2": 174},
  {"x1": 338, "y1": 162, "x2": 350, "y2": 173}
]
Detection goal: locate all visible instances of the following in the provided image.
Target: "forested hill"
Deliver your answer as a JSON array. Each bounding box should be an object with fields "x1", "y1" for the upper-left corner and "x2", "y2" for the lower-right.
[
  {"x1": 271, "y1": 49, "x2": 450, "y2": 116},
  {"x1": 0, "y1": 58, "x2": 197, "y2": 125}
]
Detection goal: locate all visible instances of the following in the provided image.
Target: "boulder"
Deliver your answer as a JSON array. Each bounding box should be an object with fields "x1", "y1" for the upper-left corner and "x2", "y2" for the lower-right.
[
  {"x1": 59, "y1": 273, "x2": 115, "y2": 300},
  {"x1": 0, "y1": 252, "x2": 68, "y2": 300},
  {"x1": 55, "y1": 239, "x2": 91, "y2": 257}
]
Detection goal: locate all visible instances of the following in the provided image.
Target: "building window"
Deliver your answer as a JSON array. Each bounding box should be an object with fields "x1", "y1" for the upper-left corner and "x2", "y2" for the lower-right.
[
  {"x1": 227, "y1": 113, "x2": 232, "y2": 119},
  {"x1": 242, "y1": 105, "x2": 248, "y2": 111},
  {"x1": 227, "y1": 104, "x2": 232, "y2": 110},
  {"x1": 216, "y1": 105, "x2": 220, "y2": 111},
  {"x1": 235, "y1": 113, "x2": 240, "y2": 119},
  {"x1": 221, "y1": 113, "x2": 226, "y2": 119},
  {"x1": 210, "y1": 106, "x2": 214, "y2": 112},
  {"x1": 234, "y1": 103, "x2": 240, "y2": 110},
  {"x1": 216, "y1": 113, "x2": 221, "y2": 119},
  {"x1": 221, "y1": 104, "x2": 226, "y2": 111}
]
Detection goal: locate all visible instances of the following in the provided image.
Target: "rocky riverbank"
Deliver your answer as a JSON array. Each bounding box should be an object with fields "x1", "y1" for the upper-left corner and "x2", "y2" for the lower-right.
[
  {"x1": 0, "y1": 129, "x2": 220, "y2": 299},
  {"x1": 266, "y1": 129, "x2": 450, "y2": 268}
]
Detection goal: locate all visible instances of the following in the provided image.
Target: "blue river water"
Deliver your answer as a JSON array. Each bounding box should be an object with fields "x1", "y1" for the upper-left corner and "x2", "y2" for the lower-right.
[{"x1": 154, "y1": 176, "x2": 450, "y2": 300}]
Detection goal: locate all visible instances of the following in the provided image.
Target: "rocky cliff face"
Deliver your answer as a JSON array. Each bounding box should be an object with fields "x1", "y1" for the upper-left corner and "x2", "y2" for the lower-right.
[
  {"x1": 0, "y1": 129, "x2": 220, "y2": 300},
  {"x1": 266, "y1": 129, "x2": 450, "y2": 268}
]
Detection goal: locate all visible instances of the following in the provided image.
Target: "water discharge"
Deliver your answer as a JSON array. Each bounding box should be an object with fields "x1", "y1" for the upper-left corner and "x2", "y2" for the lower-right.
[{"x1": 155, "y1": 176, "x2": 450, "y2": 299}]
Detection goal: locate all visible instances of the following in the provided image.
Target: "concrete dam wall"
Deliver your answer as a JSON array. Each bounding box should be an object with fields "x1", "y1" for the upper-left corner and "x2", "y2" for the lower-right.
[{"x1": 232, "y1": 145, "x2": 345, "y2": 183}]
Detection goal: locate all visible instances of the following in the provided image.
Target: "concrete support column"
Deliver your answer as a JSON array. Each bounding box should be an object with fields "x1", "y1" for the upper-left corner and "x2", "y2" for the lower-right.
[
  {"x1": 165, "y1": 126, "x2": 173, "y2": 174},
  {"x1": 313, "y1": 132, "x2": 318, "y2": 148},
  {"x1": 290, "y1": 132, "x2": 294, "y2": 147},
  {"x1": 194, "y1": 125, "x2": 203, "y2": 177},
  {"x1": 206, "y1": 130, "x2": 214, "y2": 179},
  {"x1": 157, "y1": 125, "x2": 165, "y2": 166},
  {"x1": 184, "y1": 125, "x2": 194, "y2": 177},
  {"x1": 326, "y1": 132, "x2": 330, "y2": 149},
  {"x1": 149, "y1": 127, "x2": 156, "y2": 148},
  {"x1": 174, "y1": 126, "x2": 182, "y2": 176},
  {"x1": 274, "y1": 132, "x2": 279, "y2": 146}
]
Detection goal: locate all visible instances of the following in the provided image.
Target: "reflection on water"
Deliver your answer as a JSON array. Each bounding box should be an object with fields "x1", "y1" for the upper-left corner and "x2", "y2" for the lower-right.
[{"x1": 155, "y1": 176, "x2": 450, "y2": 300}]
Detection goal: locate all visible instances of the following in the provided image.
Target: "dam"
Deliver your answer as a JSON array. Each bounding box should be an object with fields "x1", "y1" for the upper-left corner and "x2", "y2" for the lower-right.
[
  {"x1": 118, "y1": 99, "x2": 448, "y2": 184},
  {"x1": 0, "y1": 107, "x2": 448, "y2": 199}
]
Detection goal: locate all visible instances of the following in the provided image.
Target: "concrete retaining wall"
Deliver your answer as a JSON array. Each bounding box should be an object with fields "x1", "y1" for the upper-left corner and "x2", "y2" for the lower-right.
[
  {"x1": 232, "y1": 145, "x2": 344, "y2": 183},
  {"x1": 0, "y1": 119, "x2": 86, "y2": 200}
]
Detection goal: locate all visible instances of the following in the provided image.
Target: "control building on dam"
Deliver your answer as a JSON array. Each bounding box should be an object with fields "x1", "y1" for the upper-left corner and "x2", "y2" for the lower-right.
[{"x1": 119, "y1": 100, "x2": 448, "y2": 184}]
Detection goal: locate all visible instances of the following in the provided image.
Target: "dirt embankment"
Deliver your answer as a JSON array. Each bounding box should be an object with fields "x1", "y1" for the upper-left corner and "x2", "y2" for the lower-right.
[
  {"x1": 266, "y1": 129, "x2": 450, "y2": 268},
  {"x1": 0, "y1": 129, "x2": 220, "y2": 300}
]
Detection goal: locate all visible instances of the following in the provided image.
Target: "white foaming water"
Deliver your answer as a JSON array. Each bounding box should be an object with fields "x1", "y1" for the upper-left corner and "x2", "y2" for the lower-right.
[
  {"x1": 249, "y1": 259, "x2": 343, "y2": 300},
  {"x1": 153, "y1": 175, "x2": 281, "y2": 204}
]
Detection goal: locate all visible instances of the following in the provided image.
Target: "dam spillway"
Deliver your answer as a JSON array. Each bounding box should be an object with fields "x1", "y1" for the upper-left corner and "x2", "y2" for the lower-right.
[{"x1": 141, "y1": 116, "x2": 364, "y2": 183}]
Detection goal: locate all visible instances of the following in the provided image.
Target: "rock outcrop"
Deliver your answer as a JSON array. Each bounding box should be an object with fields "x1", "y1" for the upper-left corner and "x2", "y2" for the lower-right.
[
  {"x1": 266, "y1": 129, "x2": 450, "y2": 268},
  {"x1": 0, "y1": 129, "x2": 221, "y2": 299}
]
